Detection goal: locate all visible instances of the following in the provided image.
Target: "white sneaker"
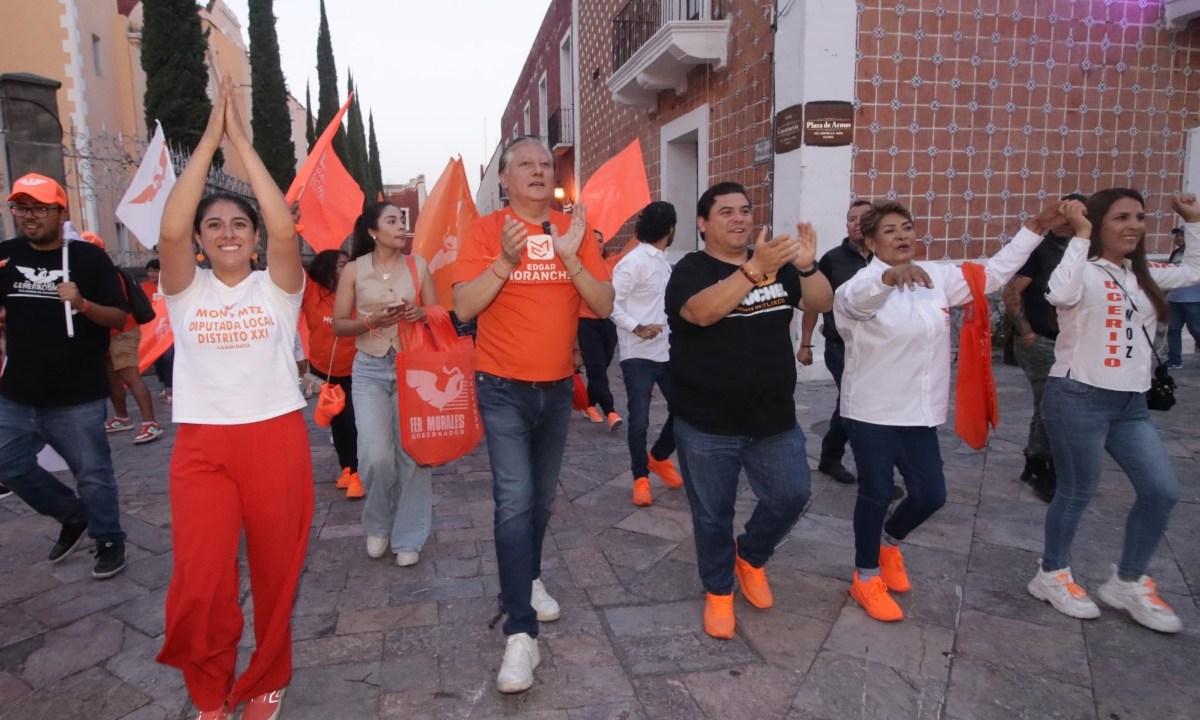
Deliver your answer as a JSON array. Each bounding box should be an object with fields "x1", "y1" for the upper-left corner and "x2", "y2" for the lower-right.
[
  {"x1": 1096, "y1": 567, "x2": 1183, "y2": 634},
  {"x1": 395, "y1": 550, "x2": 419, "y2": 567},
  {"x1": 366, "y1": 535, "x2": 388, "y2": 559},
  {"x1": 496, "y1": 632, "x2": 540, "y2": 693},
  {"x1": 531, "y1": 578, "x2": 561, "y2": 622},
  {"x1": 1027, "y1": 564, "x2": 1101, "y2": 619}
]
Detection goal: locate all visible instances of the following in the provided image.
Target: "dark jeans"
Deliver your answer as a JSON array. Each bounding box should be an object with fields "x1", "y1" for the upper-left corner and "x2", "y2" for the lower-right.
[
  {"x1": 476, "y1": 372, "x2": 573, "y2": 637},
  {"x1": 577, "y1": 318, "x2": 617, "y2": 414},
  {"x1": 0, "y1": 395, "x2": 125, "y2": 541},
  {"x1": 1013, "y1": 334, "x2": 1056, "y2": 460},
  {"x1": 154, "y1": 345, "x2": 175, "y2": 390},
  {"x1": 1041, "y1": 377, "x2": 1179, "y2": 577},
  {"x1": 819, "y1": 340, "x2": 848, "y2": 465},
  {"x1": 620, "y1": 358, "x2": 675, "y2": 478},
  {"x1": 844, "y1": 419, "x2": 946, "y2": 570},
  {"x1": 1167, "y1": 301, "x2": 1200, "y2": 365},
  {"x1": 674, "y1": 417, "x2": 810, "y2": 594},
  {"x1": 311, "y1": 368, "x2": 357, "y2": 472}
]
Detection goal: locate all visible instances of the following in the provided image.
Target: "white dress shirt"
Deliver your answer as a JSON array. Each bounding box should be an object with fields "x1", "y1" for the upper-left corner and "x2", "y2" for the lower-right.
[
  {"x1": 834, "y1": 226, "x2": 1043, "y2": 427},
  {"x1": 610, "y1": 241, "x2": 671, "y2": 362},
  {"x1": 1048, "y1": 221, "x2": 1200, "y2": 391}
]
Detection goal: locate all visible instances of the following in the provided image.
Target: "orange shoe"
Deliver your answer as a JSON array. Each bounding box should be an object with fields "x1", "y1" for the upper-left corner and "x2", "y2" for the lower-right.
[
  {"x1": 850, "y1": 571, "x2": 904, "y2": 622},
  {"x1": 336, "y1": 467, "x2": 353, "y2": 489},
  {"x1": 345, "y1": 472, "x2": 365, "y2": 499},
  {"x1": 704, "y1": 592, "x2": 735, "y2": 639},
  {"x1": 647, "y1": 454, "x2": 683, "y2": 488},
  {"x1": 878, "y1": 544, "x2": 911, "y2": 593},
  {"x1": 584, "y1": 406, "x2": 604, "y2": 423},
  {"x1": 734, "y1": 553, "x2": 774, "y2": 609},
  {"x1": 606, "y1": 412, "x2": 624, "y2": 432},
  {"x1": 632, "y1": 477, "x2": 652, "y2": 506}
]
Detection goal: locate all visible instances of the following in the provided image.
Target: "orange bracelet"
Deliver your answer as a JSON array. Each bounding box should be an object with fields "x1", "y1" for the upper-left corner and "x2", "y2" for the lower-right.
[
  {"x1": 79, "y1": 299, "x2": 91, "y2": 314},
  {"x1": 491, "y1": 261, "x2": 511, "y2": 280}
]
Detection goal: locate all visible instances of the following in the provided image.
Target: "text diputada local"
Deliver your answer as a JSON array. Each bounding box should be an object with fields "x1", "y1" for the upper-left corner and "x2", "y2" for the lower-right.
[{"x1": 189, "y1": 305, "x2": 277, "y2": 344}]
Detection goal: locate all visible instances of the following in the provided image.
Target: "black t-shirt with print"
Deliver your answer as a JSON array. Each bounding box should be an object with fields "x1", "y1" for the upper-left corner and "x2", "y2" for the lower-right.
[
  {"x1": 666, "y1": 251, "x2": 803, "y2": 437},
  {"x1": 0, "y1": 238, "x2": 128, "y2": 407},
  {"x1": 1015, "y1": 232, "x2": 1070, "y2": 339}
]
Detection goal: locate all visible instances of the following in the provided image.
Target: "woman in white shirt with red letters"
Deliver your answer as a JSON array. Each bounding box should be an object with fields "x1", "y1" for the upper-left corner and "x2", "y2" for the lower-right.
[
  {"x1": 1027, "y1": 190, "x2": 1200, "y2": 634},
  {"x1": 834, "y1": 200, "x2": 1051, "y2": 623},
  {"x1": 153, "y1": 80, "x2": 310, "y2": 720}
]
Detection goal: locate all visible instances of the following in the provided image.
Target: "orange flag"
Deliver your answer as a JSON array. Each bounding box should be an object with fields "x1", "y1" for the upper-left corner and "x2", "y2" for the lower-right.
[
  {"x1": 578, "y1": 138, "x2": 651, "y2": 243},
  {"x1": 412, "y1": 157, "x2": 480, "y2": 308},
  {"x1": 286, "y1": 94, "x2": 364, "y2": 253},
  {"x1": 137, "y1": 296, "x2": 174, "y2": 373}
]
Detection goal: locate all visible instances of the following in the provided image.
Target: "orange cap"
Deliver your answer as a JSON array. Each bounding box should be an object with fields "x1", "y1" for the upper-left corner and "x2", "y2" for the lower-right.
[
  {"x1": 81, "y1": 231, "x2": 106, "y2": 249},
  {"x1": 7, "y1": 173, "x2": 68, "y2": 208}
]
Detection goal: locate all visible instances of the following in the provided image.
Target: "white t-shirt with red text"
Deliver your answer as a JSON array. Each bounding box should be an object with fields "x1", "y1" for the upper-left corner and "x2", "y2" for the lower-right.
[{"x1": 166, "y1": 269, "x2": 306, "y2": 424}]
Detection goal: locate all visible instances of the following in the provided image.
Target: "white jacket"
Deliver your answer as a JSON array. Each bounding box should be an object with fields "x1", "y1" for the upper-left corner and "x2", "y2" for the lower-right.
[
  {"x1": 1048, "y1": 222, "x2": 1200, "y2": 391},
  {"x1": 834, "y1": 226, "x2": 1043, "y2": 426}
]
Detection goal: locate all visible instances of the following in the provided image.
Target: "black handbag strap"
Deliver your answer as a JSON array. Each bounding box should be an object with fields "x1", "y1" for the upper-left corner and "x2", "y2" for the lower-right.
[{"x1": 1097, "y1": 265, "x2": 1162, "y2": 368}]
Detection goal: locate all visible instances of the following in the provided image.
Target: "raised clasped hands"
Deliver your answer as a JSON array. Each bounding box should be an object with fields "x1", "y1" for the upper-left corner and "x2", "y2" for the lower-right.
[
  {"x1": 1172, "y1": 193, "x2": 1200, "y2": 224},
  {"x1": 1059, "y1": 198, "x2": 1091, "y2": 238}
]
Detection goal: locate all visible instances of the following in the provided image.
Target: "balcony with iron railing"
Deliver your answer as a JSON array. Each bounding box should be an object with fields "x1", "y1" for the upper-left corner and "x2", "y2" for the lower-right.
[
  {"x1": 608, "y1": 0, "x2": 731, "y2": 108},
  {"x1": 548, "y1": 107, "x2": 574, "y2": 154}
]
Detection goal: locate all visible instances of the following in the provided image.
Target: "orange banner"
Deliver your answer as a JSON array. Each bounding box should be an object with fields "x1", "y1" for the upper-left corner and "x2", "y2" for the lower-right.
[
  {"x1": 578, "y1": 138, "x2": 652, "y2": 243},
  {"x1": 137, "y1": 297, "x2": 173, "y2": 373},
  {"x1": 286, "y1": 94, "x2": 364, "y2": 253},
  {"x1": 412, "y1": 157, "x2": 480, "y2": 308}
]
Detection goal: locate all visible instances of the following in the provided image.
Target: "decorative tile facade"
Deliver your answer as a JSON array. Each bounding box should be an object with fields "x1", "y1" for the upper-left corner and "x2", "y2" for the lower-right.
[{"x1": 854, "y1": 1, "x2": 1200, "y2": 259}]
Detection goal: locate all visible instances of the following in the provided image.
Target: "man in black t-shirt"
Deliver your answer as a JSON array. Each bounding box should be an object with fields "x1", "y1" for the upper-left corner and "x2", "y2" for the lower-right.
[
  {"x1": 1002, "y1": 193, "x2": 1086, "y2": 503},
  {"x1": 0, "y1": 174, "x2": 131, "y2": 579},
  {"x1": 665, "y1": 181, "x2": 832, "y2": 640}
]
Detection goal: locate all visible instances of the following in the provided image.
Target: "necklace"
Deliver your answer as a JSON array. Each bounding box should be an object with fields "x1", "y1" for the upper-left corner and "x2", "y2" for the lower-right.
[{"x1": 375, "y1": 252, "x2": 400, "y2": 281}]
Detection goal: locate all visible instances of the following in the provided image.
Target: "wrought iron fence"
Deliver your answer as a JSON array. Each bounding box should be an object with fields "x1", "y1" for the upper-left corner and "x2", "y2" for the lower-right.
[
  {"x1": 612, "y1": 0, "x2": 724, "y2": 71},
  {"x1": 548, "y1": 108, "x2": 574, "y2": 149}
]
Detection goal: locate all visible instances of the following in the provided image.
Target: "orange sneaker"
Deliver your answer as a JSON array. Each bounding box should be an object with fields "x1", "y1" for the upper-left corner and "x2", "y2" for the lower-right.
[
  {"x1": 345, "y1": 472, "x2": 365, "y2": 499},
  {"x1": 704, "y1": 592, "x2": 735, "y2": 639},
  {"x1": 647, "y1": 454, "x2": 683, "y2": 488},
  {"x1": 584, "y1": 406, "x2": 604, "y2": 423},
  {"x1": 734, "y1": 553, "x2": 774, "y2": 609},
  {"x1": 632, "y1": 476, "x2": 653, "y2": 506},
  {"x1": 878, "y1": 544, "x2": 911, "y2": 593},
  {"x1": 606, "y1": 412, "x2": 624, "y2": 432},
  {"x1": 850, "y1": 571, "x2": 904, "y2": 622},
  {"x1": 336, "y1": 467, "x2": 353, "y2": 489}
]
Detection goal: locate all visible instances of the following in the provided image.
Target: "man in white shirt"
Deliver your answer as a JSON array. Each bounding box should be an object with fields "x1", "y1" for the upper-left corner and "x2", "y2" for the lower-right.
[{"x1": 611, "y1": 201, "x2": 684, "y2": 506}]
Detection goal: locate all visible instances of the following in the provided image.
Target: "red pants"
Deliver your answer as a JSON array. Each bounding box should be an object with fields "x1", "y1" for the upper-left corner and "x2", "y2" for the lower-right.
[{"x1": 156, "y1": 411, "x2": 313, "y2": 710}]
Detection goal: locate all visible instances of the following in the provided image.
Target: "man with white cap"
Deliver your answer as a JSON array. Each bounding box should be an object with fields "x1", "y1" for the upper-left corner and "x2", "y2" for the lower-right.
[{"x1": 0, "y1": 173, "x2": 131, "y2": 578}]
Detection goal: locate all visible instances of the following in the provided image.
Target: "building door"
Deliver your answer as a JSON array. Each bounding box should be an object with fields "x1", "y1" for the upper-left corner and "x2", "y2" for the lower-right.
[{"x1": 660, "y1": 104, "x2": 708, "y2": 263}]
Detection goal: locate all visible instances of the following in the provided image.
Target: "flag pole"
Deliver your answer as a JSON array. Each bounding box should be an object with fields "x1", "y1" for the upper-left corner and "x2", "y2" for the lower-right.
[{"x1": 62, "y1": 240, "x2": 74, "y2": 338}]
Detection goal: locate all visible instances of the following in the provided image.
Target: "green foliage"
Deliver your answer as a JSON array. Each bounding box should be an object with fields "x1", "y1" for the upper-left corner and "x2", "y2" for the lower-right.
[
  {"x1": 305, "y1": 82, "x2": 316, "y2": 153},
  {"x1": 140, "y1": 0, "x2": 212, "y2": 154},
  {"x1": 247, "y1": 0, "x2": 296, "y2": 190},
  {"x1": 368, "y1": 111, "x2": 384, "y2": 197},
  {"x1": 345, "y1": 71, "x2": 373, "y2": 199},
  {"x1": 314, "y1": 0, "x2": 347, "y2": 165}
]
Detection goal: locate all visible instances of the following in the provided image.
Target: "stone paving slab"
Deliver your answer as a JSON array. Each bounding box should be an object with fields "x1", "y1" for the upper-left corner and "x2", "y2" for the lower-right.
[{"x1": 0, "y1": 360, "x2": 1198, "y2": 718}]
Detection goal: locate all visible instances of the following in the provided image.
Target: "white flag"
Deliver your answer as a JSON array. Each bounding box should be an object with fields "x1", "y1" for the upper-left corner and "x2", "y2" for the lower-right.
[{"x1": 116, "y1": 121, "x2": 176, "y2": 249}]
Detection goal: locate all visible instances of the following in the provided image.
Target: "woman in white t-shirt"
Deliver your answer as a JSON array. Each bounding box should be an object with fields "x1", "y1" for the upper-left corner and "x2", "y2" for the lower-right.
[
  {"x1": 152, "y1": 81, "x2": 311, "y2": 720},
  {"x1": 1027, "y1": 190, "x2": 1200, "y2": 634}
]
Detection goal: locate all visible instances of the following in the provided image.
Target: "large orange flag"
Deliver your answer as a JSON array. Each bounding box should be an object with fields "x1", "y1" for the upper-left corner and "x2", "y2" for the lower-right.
[
  {"x1": 286, "y1": 94, "x2": 363, "y2": 253},
  {"x1": 412, "y1": 157, "x2": 480, "y2": 308},
  {"x1": 578, "y1": 138, "x2": 652, "y2": 242}
]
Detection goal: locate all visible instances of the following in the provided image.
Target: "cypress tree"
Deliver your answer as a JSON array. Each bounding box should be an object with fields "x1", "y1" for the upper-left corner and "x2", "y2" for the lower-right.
[
  {"x1": 247, "y1": 0, "x2": 296, "y2": 190},
  {"x1": 314, "y1": 0, "x2": 347, "y2": 165},
  {"x1": 304, "y1": 82, "x2": 316, "y2": 153},
  {"x1": 368, "y1": 111, "x2": 384, "y2": 198},
  {"x1": 345, "y1": 71, "x2": 372, "y2": 198},
  {"x1": 140, "y1": 0, "x2": 212, "y2": 153}
]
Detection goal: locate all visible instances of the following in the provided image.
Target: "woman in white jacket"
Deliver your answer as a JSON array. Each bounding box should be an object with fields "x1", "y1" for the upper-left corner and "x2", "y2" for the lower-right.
[
  {"x1": 1027, "y1": 190, "x2": 1200, "y2": 633},
  {"x1": 833, "y1": 200, "x2": 1055, "y2": 622}
]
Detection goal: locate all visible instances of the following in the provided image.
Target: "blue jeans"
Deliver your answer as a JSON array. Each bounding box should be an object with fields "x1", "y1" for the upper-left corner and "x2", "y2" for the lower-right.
[
  {"x1": 476, "y1": 371, "x2": 573, "y2": 637},
  {"x1": 844, "y1": 419, "x2": 946, "y2": 570},
  {"x1": 674, "y1": 418, "x2": 811, "y2": 594},
  {"x1": 353, "y1": 352, "x2": 431, "y2": 552},
  {"x1": 0, "y1": 395, "x2": 125, "y2": 541},
  {"x1": 819, "y1": 341, "x2": 848, "y2": 465},
  {"x1": 1041, "y1": 377, "x2": 1180, "y2": 577},
  {"x1": 1167, "y1": 301, "x2": 1200, "y2": 365},
  {"x1": 620, "y1": 358, "x2": 675, "y2": 478}
]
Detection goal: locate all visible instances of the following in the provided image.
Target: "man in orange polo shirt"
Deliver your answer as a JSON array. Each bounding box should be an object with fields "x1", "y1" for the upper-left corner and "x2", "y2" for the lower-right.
[{"x1": 453, "y1": 135, "x2": 613, "y2": 694}]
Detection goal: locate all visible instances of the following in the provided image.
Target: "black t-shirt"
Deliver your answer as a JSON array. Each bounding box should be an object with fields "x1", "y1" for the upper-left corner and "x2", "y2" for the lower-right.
[
  {"x1": 1015, "y1": 232, "x2": 1070, "y2": 339},
  {"x1": 817, "y1": 238, "x2": 870, "y2": 342},
  {"x1": 0, "y1": 238, "x2": 128, "y2": 407},
  {"x1": 665, "y1": 252, "x2": 802, "y2": 437}
]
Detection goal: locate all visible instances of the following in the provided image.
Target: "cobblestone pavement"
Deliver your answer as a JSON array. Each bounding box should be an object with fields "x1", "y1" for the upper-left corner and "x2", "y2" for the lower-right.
[{"x1": 1, "y1": 358, "x2": 1198, "y2": 720}]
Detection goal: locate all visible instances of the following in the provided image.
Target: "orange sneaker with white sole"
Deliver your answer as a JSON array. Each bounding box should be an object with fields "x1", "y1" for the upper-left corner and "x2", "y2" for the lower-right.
[
  {"x1": 704, "y1": 592, "x2": 735, "y2": 639},
  {"x1": 584, "y1": 407, "x2": 604, "y2": 423}
]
